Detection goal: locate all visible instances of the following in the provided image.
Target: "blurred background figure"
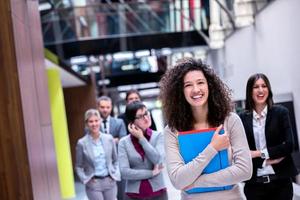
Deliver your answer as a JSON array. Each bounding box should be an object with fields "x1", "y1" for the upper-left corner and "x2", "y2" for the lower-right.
[
  {"x1": 97, "y1": 96, "x2": 126, "y2": 200},
  {"x1": 75, "y1": 109, "x2": 120, "y2": 200},
  {"x1": 97, "y1": 96, "x2": 127, "y2": 143},
  {"x1": 240, "y1": 73, "x2": 298, "y2": 200},
  {"x1": 118, "y1": 89, "x2": 157, "y2": 133},
  {"x1": 118, "y1": 101, "x2": 168, "y2": 200}
]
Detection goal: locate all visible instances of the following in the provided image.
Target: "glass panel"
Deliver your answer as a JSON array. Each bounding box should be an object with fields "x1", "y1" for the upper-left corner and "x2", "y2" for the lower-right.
[{"x1": 40, "y1": 0, "x2": 207, "y2": 45}]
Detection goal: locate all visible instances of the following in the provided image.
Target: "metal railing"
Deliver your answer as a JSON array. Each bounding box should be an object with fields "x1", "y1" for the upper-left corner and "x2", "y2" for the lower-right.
[{"x1": 40, "y1": 0, "x2": 209, "y2": 45}]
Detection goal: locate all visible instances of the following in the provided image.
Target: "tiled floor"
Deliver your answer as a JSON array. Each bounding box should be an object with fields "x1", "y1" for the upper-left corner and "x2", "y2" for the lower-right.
[
  {"x1": 70, "y1": 167, "x2": 180, "y2": 200},
  {"x1": 70, "y1": 171, "x2": 300, "y2": 200}
]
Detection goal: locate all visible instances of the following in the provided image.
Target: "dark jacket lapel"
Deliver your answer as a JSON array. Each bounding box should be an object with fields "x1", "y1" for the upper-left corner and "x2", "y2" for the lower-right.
[
  {"x1": 245, "y1": 112, "x2": 256, "y2": 150},
  {"x1": 264, "y1": 107, "x2": 273, "y2": 143}
]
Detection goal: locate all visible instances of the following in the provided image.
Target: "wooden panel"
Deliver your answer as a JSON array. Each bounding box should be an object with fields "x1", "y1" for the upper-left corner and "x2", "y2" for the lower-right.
[
  {"x1": 17, "y1": 65, "x2": 50, "y2": 200},
  {"x1": 64, "y1": 85, "x2": 97, "y2": 166},
  {"x1": 27, "y1": 0, "x2": 52, "y2": 125},
  {"x1": 12, "y1": 8, "x2": 48, "y2": 199},
  {"x1": 0, "y1": 0, "x2": 33, "y2": 199},
  {"x1": 0, "y1": 0, "x2": 61, "y2": 199},
  {"x1": 41, "y1": 125, "x2": 61, "y2": 199},
  {"x1": 10, "y1": 0, "x2": 28, "y2": 25}
]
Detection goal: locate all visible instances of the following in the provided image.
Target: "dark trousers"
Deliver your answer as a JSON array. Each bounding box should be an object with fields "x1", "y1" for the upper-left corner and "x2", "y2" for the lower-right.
[
  {"x1": 244, "y1": 178, "x2": 293, "y2": 200},
  {"x1": 117, "y1": 180, "x2": 125, "y2": 200}
]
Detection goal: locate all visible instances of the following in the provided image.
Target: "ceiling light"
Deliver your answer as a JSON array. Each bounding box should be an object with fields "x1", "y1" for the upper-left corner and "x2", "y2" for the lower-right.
[{"x1": 39, "y1": 2, "x2": 51, "y2": 11}]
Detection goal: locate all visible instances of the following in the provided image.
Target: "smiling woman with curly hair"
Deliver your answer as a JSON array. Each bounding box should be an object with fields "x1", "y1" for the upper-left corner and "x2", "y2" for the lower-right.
[
  {"x1": 160, "y1": 58, "x2": 232, "y2": 131},
  {"x1": 159, "y1": 57, "x2": 252, "y2": 200}
]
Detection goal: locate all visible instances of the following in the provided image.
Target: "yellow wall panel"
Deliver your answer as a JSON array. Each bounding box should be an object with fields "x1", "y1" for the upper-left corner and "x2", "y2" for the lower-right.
[{"x1": 47, "y1": 68, "x2": 75, "y2": 199}]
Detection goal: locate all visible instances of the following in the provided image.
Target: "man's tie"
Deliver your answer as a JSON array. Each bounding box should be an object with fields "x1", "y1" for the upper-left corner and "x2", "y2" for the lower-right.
[{"x1": 102, "y1": 119, "x2": 107, "y2": 133}]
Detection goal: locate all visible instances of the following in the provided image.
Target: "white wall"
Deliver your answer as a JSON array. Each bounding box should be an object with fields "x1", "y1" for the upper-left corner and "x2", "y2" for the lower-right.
[{"x1": 206, "y1": 0, "x2": 300, "y2": 145}]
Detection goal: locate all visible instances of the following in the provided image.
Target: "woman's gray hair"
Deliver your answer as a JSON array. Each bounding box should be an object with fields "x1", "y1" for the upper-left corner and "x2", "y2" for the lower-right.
[{"x1": 84, "y1": 108, "x2": 101, "y2": 123}]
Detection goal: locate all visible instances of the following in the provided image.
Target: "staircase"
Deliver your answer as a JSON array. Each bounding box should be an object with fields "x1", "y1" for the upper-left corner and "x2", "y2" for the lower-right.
[{"x1": 39, "y1": 0, "x2": 275, "y2": 88}]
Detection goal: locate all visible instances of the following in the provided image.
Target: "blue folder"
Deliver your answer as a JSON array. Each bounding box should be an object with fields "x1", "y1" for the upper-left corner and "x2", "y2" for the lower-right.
[{"x1": 178, "y1": 128, "x2": 233, "y2": 193}]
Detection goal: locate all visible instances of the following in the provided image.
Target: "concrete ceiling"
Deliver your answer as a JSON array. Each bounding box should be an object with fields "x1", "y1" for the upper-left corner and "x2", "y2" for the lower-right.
[{"x1": 45, "y1": 59, "x2": 86, "y2": 88}]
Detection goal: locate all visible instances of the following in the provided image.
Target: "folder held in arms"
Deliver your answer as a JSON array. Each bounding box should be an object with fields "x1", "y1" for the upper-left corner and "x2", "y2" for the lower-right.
[{"x1": 178, "y1": 128, "x2": 233, "y2": 194}]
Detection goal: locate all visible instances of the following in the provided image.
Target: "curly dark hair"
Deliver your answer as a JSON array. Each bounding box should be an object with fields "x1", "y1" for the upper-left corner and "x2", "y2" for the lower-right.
[{"x1": 159, "y1": 57, "x2": 233, "y2": 131}]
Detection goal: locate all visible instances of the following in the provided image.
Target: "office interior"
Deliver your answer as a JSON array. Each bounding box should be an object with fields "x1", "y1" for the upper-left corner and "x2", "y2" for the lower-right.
[{"x1": 1, "y1": 0, "x2": 300, "y2": 199}]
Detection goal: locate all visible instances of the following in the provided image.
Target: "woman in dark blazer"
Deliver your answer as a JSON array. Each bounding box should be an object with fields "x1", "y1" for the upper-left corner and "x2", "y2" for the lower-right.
[
  {"x1": 76, "y1": 109, "x2": 121, "y2": 200},
  {"x1": 239, "y1": 73, "x2": 297, "y2": 200}
]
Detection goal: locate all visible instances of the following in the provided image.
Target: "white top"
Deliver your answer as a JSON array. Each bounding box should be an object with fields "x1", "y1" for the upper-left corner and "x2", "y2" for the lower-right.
[{"x1": 252, "y1": 106, "x2": 275, "y2": 176}]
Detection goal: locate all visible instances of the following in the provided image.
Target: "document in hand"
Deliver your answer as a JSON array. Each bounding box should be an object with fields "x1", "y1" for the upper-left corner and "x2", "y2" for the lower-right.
[{"x1": 178, "y1": 128, "x2": 232, "y2": 193}]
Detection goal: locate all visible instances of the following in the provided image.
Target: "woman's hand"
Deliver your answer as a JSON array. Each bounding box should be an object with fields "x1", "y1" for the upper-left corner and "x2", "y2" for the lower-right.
[
  {"x1": 210, "y1": 124, "x2": 230, "y2": 151},
  {"x1": 152, "y1": 164, "x2": 163, "y2": 176},
  {"x1": 250, "y1": 150, "x2": 261, "y2": 158},
  {"x1": 266, "y1": 157, "x2": 285, "y2": 165},
  {"x1": 128, "y1": 123, "x2": 144, "y2": 139},
  {"x1": 87, "y1": 178, "x2": 96, "y2": 184},
  {"x1": 250, "y1": 150, "x2": 285, "y2": 165}
]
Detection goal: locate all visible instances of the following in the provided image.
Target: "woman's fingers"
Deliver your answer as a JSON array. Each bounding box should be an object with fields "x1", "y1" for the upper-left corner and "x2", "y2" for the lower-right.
[
  {"x1": 210, "y1": 125, "x2": 229, "y2": 151},
  {"x1": 215, "y1": 124, "x2": 223, "y2": 134}
]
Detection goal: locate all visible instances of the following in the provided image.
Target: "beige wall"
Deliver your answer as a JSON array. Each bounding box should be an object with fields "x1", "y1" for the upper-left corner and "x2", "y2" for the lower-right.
[{"x1": 207, "y1": 0, "x2": 300, "y2": 147}]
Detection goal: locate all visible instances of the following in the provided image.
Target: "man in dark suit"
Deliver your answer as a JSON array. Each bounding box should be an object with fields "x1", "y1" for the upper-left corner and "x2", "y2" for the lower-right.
[{"x1": 97, "y1": 96, "x2": 126, "y2": 143}]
